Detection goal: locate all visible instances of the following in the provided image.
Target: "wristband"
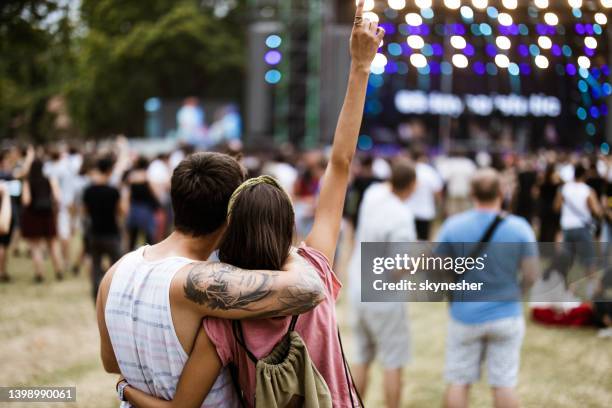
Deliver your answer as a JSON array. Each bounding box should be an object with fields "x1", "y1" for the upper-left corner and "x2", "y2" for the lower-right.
[{"x1": 116, "y1": 379, "x2": 129, "y2": 402}]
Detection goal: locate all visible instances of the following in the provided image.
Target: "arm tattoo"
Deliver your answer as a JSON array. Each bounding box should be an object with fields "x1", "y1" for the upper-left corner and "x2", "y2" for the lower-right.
[
  {"x1": 184, "y1": 263, "x2": 277, "y2": 310},
  {"x1": 255, "y1": 256, "x2": 326, "y2": 319},
  {"x1": 183, "y1": 257, "x2": 325, "y2": 318}
]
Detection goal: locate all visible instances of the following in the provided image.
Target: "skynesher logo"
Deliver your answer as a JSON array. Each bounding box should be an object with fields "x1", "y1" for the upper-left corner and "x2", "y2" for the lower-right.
[{"x1": 372, "y1": 253, "x2": 487, "y2": 275}]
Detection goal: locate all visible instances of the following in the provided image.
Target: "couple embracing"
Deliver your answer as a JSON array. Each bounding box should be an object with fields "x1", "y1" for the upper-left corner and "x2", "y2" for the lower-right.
[{"x1": 96, "y1": 3, "x2": 383, "y2": 407}]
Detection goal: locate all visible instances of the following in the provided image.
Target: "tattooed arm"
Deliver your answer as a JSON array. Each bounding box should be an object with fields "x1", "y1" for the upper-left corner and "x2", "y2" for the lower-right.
[{"x1": 173, "y1": 250, "x2": 325, "y2": 319}]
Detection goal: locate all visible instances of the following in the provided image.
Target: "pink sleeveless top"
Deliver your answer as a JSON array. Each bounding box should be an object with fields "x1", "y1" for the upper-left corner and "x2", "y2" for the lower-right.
[{"x1": 204, "y1": 244, "x2": 354, "y2": 407}]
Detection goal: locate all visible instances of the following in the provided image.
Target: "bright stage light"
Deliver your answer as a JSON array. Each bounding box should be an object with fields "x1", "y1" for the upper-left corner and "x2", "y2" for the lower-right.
[
  {"x1": 568, "y1": 0, "x2": 582, "y2": 7},
  {"x1": 450, "y1": 35, "x2": 467, "y2": 49},
  {"x1": 595, "y1": 13, "x2": 607, "y2": 25},
  {"x1": 362, "y1": 11, "x2": 379, "y2": 23},
  {"x1": 265, "y1": 70, "x2": 282, "y2": 84},
  {"x1": 495, "y1": 54, "x2": 510, "y2": 68},
  {"x1": 601, "y1": 0, "x2": 612, "y2": 8},
  {"x1": 460, "y1": 6, "x2": 474, "y2": 19},
  {"x1": 534, "y1": 0, "x2": 549, "y2": 8},
  {"x1": 372, "y1": 53, "x2": 388, "y2": 68},
  {"x1": 444, "y1": 0, "x2": 461, "y2": 10},
  {"x1": 502, "y1": 0, "x2": 517, "y2": 9},
  {"x1": 544, "y1": 12, "x2": 558, "y2": 26},
  {"x1": 498, "y1": 13, "x2": 513, "y2": 26},
  {"x1": 452, "y1": 54, "x2": 469, "y2": 68},
  {"x1": 508, "y1": 63, "x2": 520, "y2": 76},
  {"x1": 472, "y1": 0, "x2": 488, "y2": 9},
  {"x1": 356, "y1": 0, "x2": 375, "y2": 11},
  {"x1": 415, "y1": 0, "x2": 433, "y2": 8},
  {"x1": 535, "y1": 55, "x2": 549, "y2": 69},
  {"x1": 538, "y1": 36, "x2": 552, "y2": 50},
  {"x1": 496, "y1": 36, "x2": 511, "y2": 50},
  {"x1": 405, "y1": 13, "x2": 423, "y2": 26},
  {"x1": 585, "y1": 36, "x2": 598, "y2": 49},
  {"x1": 264, "y1": 50, "x2": 282, "y2": 65},
  {"x1": 388, "y1": 0, "x2": 406, "y2": 10},
  {"x1": 265, "y1": 35, "x2": 282, "y2": 49},
  {"x1": 578, "y1": 56, "x2": 591, "y2": 69},
  {"x1": 407, "y1": 35, "x2": 425, "y2": 49},
  {"x1": 410, "y1": 53, "x2": 428, "y2": 68}
]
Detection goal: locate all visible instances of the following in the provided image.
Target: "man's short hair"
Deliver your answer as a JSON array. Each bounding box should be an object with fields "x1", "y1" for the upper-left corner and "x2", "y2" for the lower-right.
[
  {"x1": 390, "y1": 158, "x2": 416, "y2": 191},
  {"x1": 96, "y1": 157, "x2": 115, "y2": 174},
  {"x1": 574, "y1": 163, "x2": 587, "y2": 180},
  {"x1": 471, "y1": 168, "x2": 501, "y2": 203},
  {"x1": 171, "y1": 152, "x2": 245, "y2": 237}
]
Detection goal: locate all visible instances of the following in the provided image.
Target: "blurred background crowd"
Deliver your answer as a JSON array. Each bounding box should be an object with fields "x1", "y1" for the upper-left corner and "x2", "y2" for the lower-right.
[{"x1": 2, "y1": 0, "x2": 612, "y2": 406}]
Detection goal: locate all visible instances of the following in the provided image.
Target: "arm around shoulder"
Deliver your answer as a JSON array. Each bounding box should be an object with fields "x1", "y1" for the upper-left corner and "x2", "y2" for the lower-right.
[{"x1": 173, "y1": 254, "x2": 325, "y2": 320}]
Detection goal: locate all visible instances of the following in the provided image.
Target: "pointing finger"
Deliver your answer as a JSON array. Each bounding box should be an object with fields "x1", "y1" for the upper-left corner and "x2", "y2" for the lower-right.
[{"x1": 355, "y1": 0, "x2": 364, "y2": 18}]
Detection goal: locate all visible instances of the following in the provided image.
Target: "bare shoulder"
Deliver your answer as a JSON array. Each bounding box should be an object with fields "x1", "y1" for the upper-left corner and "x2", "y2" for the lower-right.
[{"x1": 97, "y1": 253, "x2": 132, "y2": 306}]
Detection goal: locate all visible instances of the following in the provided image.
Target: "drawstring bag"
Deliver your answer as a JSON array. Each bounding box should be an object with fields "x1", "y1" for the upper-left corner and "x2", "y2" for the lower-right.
[{"x1": 231, "y1": 315, "x2": 333, "y2": 408}]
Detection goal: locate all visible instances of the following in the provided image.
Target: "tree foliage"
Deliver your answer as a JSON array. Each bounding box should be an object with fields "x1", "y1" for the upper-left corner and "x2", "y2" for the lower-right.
[
  {"x1": 1, "y1": 0, "x2": 246, "y2": 140},
  {"x1": 0, "y1": 0, "x2": 75, "y2": 141}
]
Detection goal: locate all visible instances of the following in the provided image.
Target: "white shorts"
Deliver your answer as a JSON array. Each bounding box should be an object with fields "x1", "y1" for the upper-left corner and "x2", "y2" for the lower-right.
[
  {"x1": 444, "y1": 316, "x2": 525, "y2": 387},
  {"x1": 351, "y1": 303, "x2": 411, "y2": 369}
]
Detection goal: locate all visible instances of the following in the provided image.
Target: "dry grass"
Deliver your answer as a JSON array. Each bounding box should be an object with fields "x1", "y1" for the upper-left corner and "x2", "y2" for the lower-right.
[{"x1": 1, "y1": 249, "x2": 611, "y2": 408}]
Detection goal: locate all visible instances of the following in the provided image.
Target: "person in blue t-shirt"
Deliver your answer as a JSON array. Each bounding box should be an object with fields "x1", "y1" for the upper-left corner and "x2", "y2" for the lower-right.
[{"x1": 435, "y1": 168, "x2": 539, "y2": 408}]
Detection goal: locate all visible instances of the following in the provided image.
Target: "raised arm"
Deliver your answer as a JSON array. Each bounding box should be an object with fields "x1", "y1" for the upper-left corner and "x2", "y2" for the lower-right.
[
  {"x1": 305, "y1": 0, "x2": 384, "y2": 262},
  {"x1": 173, "y1": 250, "x2": 325, "y2": 320}
]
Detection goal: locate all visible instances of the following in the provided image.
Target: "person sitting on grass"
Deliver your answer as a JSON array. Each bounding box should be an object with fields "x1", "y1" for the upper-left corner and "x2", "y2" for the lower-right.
[{"x1": 118, "y1": 2, "x2": 383, "y2": 406}]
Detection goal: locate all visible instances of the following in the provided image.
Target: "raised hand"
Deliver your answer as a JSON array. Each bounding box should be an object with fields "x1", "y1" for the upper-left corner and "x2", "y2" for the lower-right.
[{"x1": 350, "y1": 0, "x2": 385, "y2": 71}]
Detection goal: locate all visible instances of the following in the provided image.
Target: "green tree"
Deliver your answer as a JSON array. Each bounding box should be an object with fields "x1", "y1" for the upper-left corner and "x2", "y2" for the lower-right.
[
  {"x1": 69, "y1": 0, "x2": 246, "y2": 137},
  {"x1": 0, "y1": 0, "x2": 75, "y2": 141}
]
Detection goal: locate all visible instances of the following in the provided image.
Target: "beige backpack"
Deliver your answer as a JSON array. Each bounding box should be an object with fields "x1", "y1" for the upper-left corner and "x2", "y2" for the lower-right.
[{"x1": 230, "y1": 316, "x2": 362, "y2": 408}]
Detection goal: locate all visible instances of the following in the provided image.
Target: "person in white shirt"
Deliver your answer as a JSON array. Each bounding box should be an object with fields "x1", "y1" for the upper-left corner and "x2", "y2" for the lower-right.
[
  {"x1": 44, "y1": 149, "x2": 76, "y2": 270},
  {"x1": 555, "y1": 164, "x2": 603, "y2": 299},
  {"x1": 435, "y1": 153, "x2": 477, "y2": 216},
  {"x1": 348, "y1": 157, "x2": 417, "y2": 408},
  {"x1": 406, "y1": 149, "x2": 443, "y2": 241}
]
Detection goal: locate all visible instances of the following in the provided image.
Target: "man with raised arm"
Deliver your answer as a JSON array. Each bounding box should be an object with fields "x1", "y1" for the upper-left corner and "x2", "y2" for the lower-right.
[{"x1": 96, "y1": 152, "x2": 326, "y2": 407}]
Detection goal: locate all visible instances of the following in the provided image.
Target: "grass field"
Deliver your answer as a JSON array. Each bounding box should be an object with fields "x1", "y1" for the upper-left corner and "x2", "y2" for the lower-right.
[{"x1": 1, "y1": 250, "x2": 611, "y2": 408}]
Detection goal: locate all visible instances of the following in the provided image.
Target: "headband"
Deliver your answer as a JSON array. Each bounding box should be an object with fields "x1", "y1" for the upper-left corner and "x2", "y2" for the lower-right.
[{"x1": 226, "y1": 175, "x2": 293, "y2": 221}]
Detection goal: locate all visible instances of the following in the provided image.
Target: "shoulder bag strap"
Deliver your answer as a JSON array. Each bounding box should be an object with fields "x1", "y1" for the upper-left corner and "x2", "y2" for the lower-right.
[
  {"x1": 468, "y1": 212, "x2": 507, "y2": 259},
  {"x1": 338, "y1": 327, "x2": 365, "y2": 408}
]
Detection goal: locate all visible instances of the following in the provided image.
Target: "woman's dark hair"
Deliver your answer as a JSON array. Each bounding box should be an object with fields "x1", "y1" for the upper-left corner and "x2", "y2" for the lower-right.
[
  {"x1": 28, "y1": 159, "x2": 45, "y2": 184},
  {"x1": 218, "y1": 180, "x2": 295, "y2": 271},
  {"x1": 28, "y1": 159, "x2": 51, "y2": 200}
]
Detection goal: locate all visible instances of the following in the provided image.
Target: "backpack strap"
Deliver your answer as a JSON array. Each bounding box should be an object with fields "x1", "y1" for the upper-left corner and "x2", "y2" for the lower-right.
[
  {"x1": 228, "y1": 363, "x2": 247, "y2": 408},
  {"x1": 232, "y1": 315, "x2": 300, "y2": 364},
  {"x1": 232, "y1": 321, "x2": 258, "y2": 363},
  {"x1": 338, "y1": 327, "x2": 365, "y2": 408},
  {"x1": 288, "y1": 314, "x2": 299, "y2": 332}
]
